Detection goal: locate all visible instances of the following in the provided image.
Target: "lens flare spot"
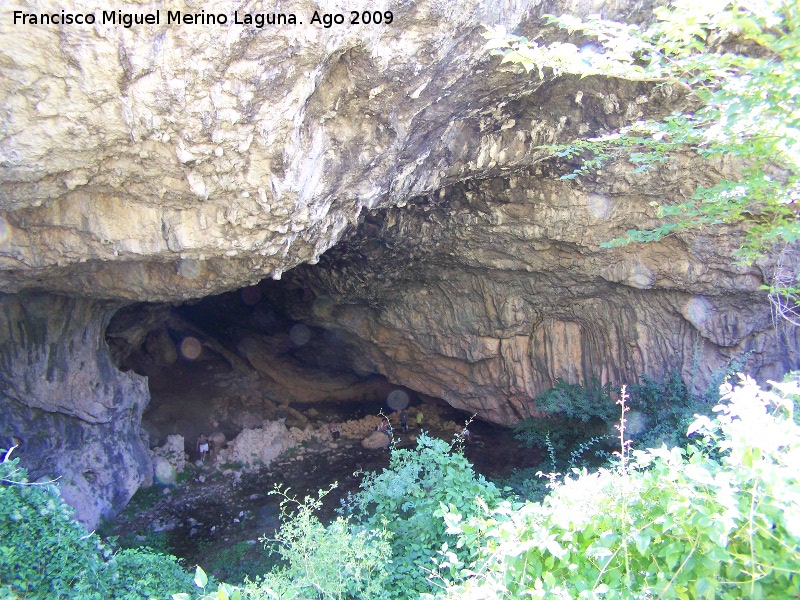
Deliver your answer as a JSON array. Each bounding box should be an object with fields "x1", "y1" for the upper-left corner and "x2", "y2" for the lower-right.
[
  {"x1": 625, "y1": 410, "x2": 648, "y2": 436},
  {"x1": 0, "y1": 217, "x2": 9, "y2": 244},
  {"x1": 240, "y1": 285, "x2": 262, "y2": 306},
  {"x1": 253, "y1": 306, "x2": 277, "y2": 329},
  {"x1": 683, "y1": 296, "x2": 712, "y2": 328},
  {"x1": 180, "y1": 337, "x2": 202, "y2": 360},
  {"x1": 386, "y1": 389, "x2": 410, "y2": 411},
  {"x1": 289, "y1": 324, "x2": 311, "y2": 346},
  {"x1": 177, "y1": 259, "x2": 201, "y2": 280},
  {"x1": 587, "y1": 194, "x2": 611, "y2": 219}
]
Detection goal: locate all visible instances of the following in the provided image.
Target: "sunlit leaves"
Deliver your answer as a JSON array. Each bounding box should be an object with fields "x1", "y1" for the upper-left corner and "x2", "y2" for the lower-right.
[
  {"x1": 486, "y1": 1, "x2": 800, "y2": 300},
  {"x1": 435, "y1": 375, "x2": 800, "y2": 599}
]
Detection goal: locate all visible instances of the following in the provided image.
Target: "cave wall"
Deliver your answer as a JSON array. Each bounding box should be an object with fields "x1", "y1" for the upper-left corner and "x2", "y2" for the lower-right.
[
  {"x1": 0, "y1": 293, "x2": 152, "y2": 529},
  {"x1": 266, "y1": 170, "x2": 800, "y2": 424}
]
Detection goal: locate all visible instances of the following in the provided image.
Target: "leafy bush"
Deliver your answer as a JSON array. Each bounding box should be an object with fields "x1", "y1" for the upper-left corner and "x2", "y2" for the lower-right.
[
  {"x1": 104, "y1": 547, "x2": 195, "y2": 599},
  {"x1": 202, "y1": 541, "x2": 273, "y2": 586},
  {"x1": 435, "y1": 375, "x2": 800, "y2": 599},
  {"x1": 254, "y1": 486, "x2": 391, "y2": 600},
  {"x1": 627, "y1": 371, "x2": 712, "y2": 450},
  {"x1": 0, "y1": 448, "x2": 195, "y2": 599},
  {"x1": 182, "y1": 487, "x2": 390, "y2": 600},
  {"x1": 343, "y1": 434, "x2": 503, "y2": 599},
  {"x1": 511, "y1": 374, "x2": 716, "y2": 484},
  {"x1": 0, "y1": 452, "x2": 108, "y2": 598},
  {"x1": 513, "y1": 378, "x2": 617, "y2": 456}
]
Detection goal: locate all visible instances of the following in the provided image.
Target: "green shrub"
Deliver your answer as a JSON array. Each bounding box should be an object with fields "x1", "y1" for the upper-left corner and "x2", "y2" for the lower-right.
[
  {"x1": 176, "y1": 491, "x2": 390, "y2": 600},
  {"x1": 343, "y1": 434, "x2": 503, "y2": 599},
  {"x1": 0, "y1": 453, "x2": 108, "y2": 598},
  {"x1": 511, "y1": 374, "x2": 717, "y2": 485},
  {"x1": 0, "y1": 448, "x2": 195, "y2": 599},
  {"x1": 202, "y1": 541, "x2": 273, "y2": 586},
  {"x1": 513, "y1": 378, "x2": 617, "y2": 455},
  {"x1": 207, "y1": 486, "x2": 392, "y2": 600},
  {"x1": 627, "y1": 371, "x2": 710, "y2": 450},
  {"x1": 435, "y1": 375, "x2": 800, "y2": 599},
  {"x1": 103, "y1": 547, "x2": 195, "y2": 599}
]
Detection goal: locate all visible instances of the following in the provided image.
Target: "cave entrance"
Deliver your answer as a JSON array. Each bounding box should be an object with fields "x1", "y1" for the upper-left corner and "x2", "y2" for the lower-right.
[
  {"x1": 106, "y1": 284, "x2": 438, "y2": 454},
  {"x1": 104, "y1": 279, "x2": 540, "y2": 572},
  {"x1": 104, "y1": 279, "x2": 534, "y2": 471}
]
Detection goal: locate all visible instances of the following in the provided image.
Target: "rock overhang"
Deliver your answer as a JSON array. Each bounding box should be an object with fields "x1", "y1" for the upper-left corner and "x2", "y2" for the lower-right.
[{"x1": 0, "y1": 0, "x2": 675, "y2": 302}]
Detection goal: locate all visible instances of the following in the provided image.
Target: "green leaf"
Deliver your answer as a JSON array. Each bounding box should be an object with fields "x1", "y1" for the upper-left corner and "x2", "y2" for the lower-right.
[{"x1": 194, "y1": 565, "x2": 209, "y2": 589}]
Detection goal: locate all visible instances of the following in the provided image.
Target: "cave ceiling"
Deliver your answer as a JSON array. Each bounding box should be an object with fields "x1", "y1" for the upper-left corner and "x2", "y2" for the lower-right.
[{"x1": 1, "y1": 0, "x2": 678, "y2": 302}]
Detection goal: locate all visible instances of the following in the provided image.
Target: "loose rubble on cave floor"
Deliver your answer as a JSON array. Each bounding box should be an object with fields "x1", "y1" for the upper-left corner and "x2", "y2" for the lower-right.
[
  {"x1": 104, "y1": 401, "x2": 467, "y2": 571},
  {"x1": 152, "y1": 403, "x2": 462, "y2": 477}
]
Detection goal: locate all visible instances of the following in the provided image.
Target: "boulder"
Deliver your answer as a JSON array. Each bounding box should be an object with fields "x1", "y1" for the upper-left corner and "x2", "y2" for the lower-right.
[
  {"x1": 361, "y1": 431, "x2": 391, "y2": 450},
  {"x1": 224, "y1": 421, "x2": 296, "y2": 469},
  {"x1": 151, "y1": 434, "x2": 187, "y2": 473}
]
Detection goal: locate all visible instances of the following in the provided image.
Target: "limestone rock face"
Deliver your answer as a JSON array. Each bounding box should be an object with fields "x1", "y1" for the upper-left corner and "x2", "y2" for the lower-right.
[
  {"x1": 222, "y1": 421, "x2": 295, "y2": 469},
  {"x1": 152, "y1": 434, "x2": 188, "y2": 475},
  {"x1": 0, "y1": 0, "x2": 662, "y2": 301},
  {"x1": 265, "y1": 171, "x2": 800, "y2": 425},
  {"x1": 0, "y1": 292, "x2": 152, "y2": 529}
]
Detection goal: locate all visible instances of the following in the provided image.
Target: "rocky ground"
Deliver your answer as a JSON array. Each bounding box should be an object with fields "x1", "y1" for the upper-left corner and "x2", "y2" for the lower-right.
[{"x1": 101, "y1": 394, "x2": 536, "y2": 583}]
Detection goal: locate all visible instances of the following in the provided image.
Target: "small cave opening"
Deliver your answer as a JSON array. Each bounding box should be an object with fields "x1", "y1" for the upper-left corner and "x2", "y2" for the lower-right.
[{"x1": 107, "y1": 282, "x2": 407, "y2": 450}]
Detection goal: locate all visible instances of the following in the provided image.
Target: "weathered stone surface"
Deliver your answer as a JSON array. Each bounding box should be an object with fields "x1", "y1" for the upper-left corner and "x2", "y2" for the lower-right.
[
  {"x1": 361, "y1": 430, "x2": 391, "y2": 449},
  {"x1": 0, "y1": 0, "x2": 670, "y2": 301},
  {"x1": 0, "y1": 292, "x2": 152, "y2": 529},
  {"x1": 152, "y1": 433, "x2": 188, "y2": 475},
  {"x1": 222, "y1": 421, "x2": 296, "y2": 469},
  {"x1": 145, "y1": 327, "x2": 178, "y2": 367},
  {"x1": 264, "y1": 170, "x2": 800, "y2": 425}
]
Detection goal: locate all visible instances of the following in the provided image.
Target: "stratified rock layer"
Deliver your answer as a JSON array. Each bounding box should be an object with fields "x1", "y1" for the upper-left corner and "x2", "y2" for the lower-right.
[
  {"x1": 0, "y1": 0, "x2": 667, "y2": 301},
  {"x1": 264, "y1": 169, "x2": 800, "y2": 424}
]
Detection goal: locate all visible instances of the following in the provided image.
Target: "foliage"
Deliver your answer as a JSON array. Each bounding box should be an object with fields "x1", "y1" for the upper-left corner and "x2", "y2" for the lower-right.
[
  {"x1": 434, "y1": 375, "x2": 800, "y2": 599},
  {"x1": 0, "y1": 450, "x2": 108, "y2": 598},
  {"x1": 343, "y1": 434, "x2": 503, "y2": 599},
  {"x1": 513, "y1": 378, "x2": 617, "y2": 456},
  {"x1": 485, "y1": 1, "x2": 800, "y2": 305},
  {"x1": 202, "y1": 541, "x2": 272, "y2": 586},
  {"x1": 175, "y1": 487, "x2": 391, "y2": 600},
  {"x1": 0, "y1": 447, "x2": 195, "y2": 599},
  {"x1": 106, "y1": 547, "x2": 195, "y2": 599},
  {"x1": 627, "y1": 371, "x2": 711, "y2": 450},
  {"x1": 511, "y1": 374, "x2": 711, "y2": 482},
  {"x1": 253, "y1": 485, "x2": 391, "y2": 600}
]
